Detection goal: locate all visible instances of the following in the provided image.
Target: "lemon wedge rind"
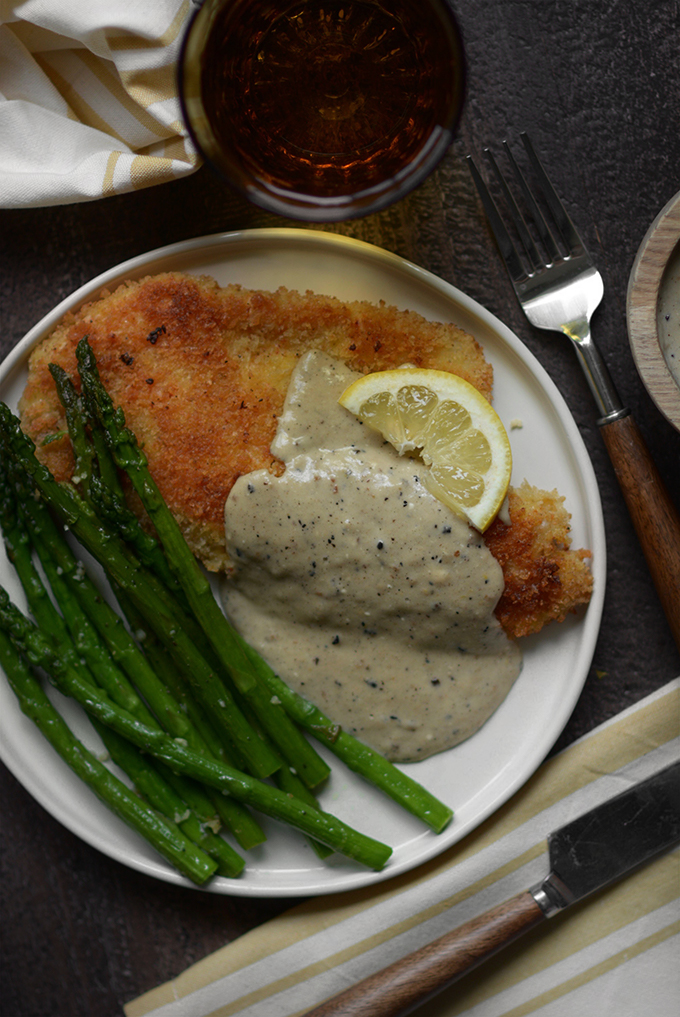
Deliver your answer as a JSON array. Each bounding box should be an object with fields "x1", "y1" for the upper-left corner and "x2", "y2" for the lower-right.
[{"x1": 338, "y1": 368, "x2": 512, "y2": 532}]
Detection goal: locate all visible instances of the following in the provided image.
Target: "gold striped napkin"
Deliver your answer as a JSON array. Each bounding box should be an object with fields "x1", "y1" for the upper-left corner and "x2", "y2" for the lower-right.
[
  {"x1": 0, "y1": 0, "x2": 199, "y2": 207},
  {"x1": 126, "y1": 679, "x2": 680, "y2": 1017}
]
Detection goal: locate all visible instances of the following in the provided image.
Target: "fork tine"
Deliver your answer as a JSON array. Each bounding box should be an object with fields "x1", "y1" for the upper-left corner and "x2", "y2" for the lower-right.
[
  {"x1": 483, "y1": 147, "x2": 543, "y2": 270},
  {"x1": 520, "y1": 132, "x2": 585, "y2": 256},
  {"x1": 502, "y1": 141, "x2": 561, "y2": 265},
  {"x1": 466, "y1": 155, "x2": 527, "y2": 282}
]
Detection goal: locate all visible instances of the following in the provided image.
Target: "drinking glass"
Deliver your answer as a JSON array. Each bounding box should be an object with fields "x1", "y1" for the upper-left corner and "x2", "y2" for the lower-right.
[{"x1": 179, "y1": 0, "x2": 466, "y2": 221}]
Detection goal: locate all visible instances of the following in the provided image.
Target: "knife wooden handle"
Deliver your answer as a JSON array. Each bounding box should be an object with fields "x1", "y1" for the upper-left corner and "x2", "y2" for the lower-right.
[
  {"x1": 304, "y1": 890, "x2": 545, "y2": 1017},
  {"x1": 598, "y1": 413, "x2": 680, "y2": 651}
]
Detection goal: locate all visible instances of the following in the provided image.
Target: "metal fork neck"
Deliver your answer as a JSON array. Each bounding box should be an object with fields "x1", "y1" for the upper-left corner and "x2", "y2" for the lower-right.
[{"x1": 564, "y1": 321, "x2": 630, "y2": 426}]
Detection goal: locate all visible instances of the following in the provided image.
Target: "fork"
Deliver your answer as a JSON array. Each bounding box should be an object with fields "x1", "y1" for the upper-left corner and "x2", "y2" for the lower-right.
[{"x1": 468, "y1": 134, "x2": 680, "y2": 650}]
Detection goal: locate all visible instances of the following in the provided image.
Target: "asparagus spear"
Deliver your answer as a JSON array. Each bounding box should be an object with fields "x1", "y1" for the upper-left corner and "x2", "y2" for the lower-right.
[
  {"x1": 111, "y1": 587, "x2": 266, "y2": 849},
  {"x1": 0, "y1": 402, "x2": 281, "y2": 780},
  {"x1": 234, "y1": 629, "x2": 454, "y2": 834},
  {"x1": 1, "y1": 479, "x2": 134, "y2": 717},
  {"x1": 0, "y1": 489, "x2": 246, "y2": 875},
  {"x1": 71, "y1": 346, "x2": 453, "y2": 831},
  {"x1": 2, "y1": 387, "x2": 452, "y2": 833},
  {"x1": 232, "y1": 689, "x2": 333, "y2": 860},
  {"x1": 50, "y1": 362, "x2": 236, "y2": 663},
  {"x1": 0, "y1": 587, "x2": 392, "y2": 871},
  {"x1": 5, "y1": 440, "x2": 315, "y2": 857},
  {"x1": 31, "y1": 533, "x2": 253, "y2": 865},
  {"x1": 3, "y1": 463, "x2": 266, "y2": 850},
  {"x1": 45, "y1": 363, "x2": 95, "y2": 501},
  {"x1": 13, "y1": 477, "x2": 225, "y2": 756},
  {"x1": 0, "y1": 627, "x2": 218, "y2": 885},
  {"x1": 48, "y1": 364, "x2": 188, "y2": 603},
  {"x1": 46, "y1": 365, "x2": 332, "y2": 792},
  {"x1": 91, "y1": 720, "x2": 244, "y2": 878},
  {"x1": 75, "y1": 339, "x2": 331, "y2": 791}
]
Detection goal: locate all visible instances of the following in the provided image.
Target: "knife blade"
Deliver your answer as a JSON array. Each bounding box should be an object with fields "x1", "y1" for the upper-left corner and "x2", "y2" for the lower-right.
[
  {"x1": 534, "y1": 758, "x2": 680, "y2": 915},
  {"x1": 305, "y1": 759, "x2": 680, "y2": 1017}
]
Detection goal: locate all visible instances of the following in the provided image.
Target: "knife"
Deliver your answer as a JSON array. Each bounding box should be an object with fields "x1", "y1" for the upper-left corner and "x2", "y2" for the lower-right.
[{"x1": 305, "y1": 759, "x2": 680, "y2": 1017}]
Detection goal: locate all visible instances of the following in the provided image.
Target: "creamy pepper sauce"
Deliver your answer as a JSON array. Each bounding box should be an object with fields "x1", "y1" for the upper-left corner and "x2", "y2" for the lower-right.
[{"x1": 221, "y1": 352, "x2": 522, "y2": 762}]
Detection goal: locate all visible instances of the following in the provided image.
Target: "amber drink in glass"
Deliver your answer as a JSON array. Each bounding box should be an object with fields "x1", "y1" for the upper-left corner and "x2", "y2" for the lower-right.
[{"x1": 179, "y1": 0, "x2": 465, "y2": 220}]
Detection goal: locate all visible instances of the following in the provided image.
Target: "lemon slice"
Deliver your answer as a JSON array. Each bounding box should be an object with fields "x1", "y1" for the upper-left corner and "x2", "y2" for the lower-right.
[{"x1": 338, "y1": 368, "x2": 512, "y2": 531}]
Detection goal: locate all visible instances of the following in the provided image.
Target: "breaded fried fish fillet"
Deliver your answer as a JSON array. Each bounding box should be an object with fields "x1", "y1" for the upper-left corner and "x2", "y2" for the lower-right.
[
  {"x1": 485, "y1": 482, "x2": 593, "y2": 638},
  {"x1": 19, "y1": 271, "x2": 592, "y2": 638}
]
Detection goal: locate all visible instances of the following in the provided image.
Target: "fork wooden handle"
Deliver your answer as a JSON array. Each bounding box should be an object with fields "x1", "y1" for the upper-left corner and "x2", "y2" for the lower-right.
[
  {"x1": 303, "y1": 891, "x2": 545, "y2": 1017},
  {"x1": 599, "y1": 412, "x2": 680, "y2": 650}
]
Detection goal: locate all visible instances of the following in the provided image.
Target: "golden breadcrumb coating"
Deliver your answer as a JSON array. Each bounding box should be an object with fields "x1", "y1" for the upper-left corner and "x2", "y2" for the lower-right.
[
  {"x1": 20, "y1": 272, "x2": 492, "y2": 568},
  {"x1": 19, "y1": 271, "x2": 592, "y2": 637},
  {"x1": 485, "y1": 481, "x2": 593, "y2": 638}
]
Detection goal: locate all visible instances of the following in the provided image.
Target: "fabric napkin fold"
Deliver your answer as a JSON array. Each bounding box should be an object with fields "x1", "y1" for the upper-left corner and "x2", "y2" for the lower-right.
[
  {"x1": 126, "y1": 678, "x2": 680, "y2": 1017},
  {"x1": 0, "y1": 0, "x2": 199, "y2": 208}
]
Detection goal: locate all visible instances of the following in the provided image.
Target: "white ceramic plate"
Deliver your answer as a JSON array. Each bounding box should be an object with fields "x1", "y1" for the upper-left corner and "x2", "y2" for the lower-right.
[{"x1": 0, "y1": 229, "x2": 605, "y2": 897}]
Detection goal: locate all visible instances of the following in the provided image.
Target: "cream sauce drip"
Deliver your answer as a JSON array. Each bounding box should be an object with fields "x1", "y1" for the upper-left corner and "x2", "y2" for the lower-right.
[{"x1": 221, "y1": 352, "x2": 522, "y2": 762}]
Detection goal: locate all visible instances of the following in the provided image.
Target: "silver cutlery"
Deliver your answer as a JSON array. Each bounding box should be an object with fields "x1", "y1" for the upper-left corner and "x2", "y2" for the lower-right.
[
  {"x1": 468, "y1": 134, "x2": 680, "y2": 650},
  {"x1": 305, "y1": 759, "x2": 680, "y2": 1016}
]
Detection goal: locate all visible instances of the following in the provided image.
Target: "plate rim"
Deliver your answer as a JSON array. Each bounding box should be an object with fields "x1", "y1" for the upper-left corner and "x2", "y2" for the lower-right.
[{"x1": 0, "y1": 227, "x2": 605, "y2": 896}]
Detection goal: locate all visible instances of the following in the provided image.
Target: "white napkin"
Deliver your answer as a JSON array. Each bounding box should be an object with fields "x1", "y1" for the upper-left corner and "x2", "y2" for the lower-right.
[
  {"x1": 0, "y1": 0, "x2": 200, "y2": 207},
  {"x1": 126, "y1": 679, "x2": 680, "y2": 1017}
]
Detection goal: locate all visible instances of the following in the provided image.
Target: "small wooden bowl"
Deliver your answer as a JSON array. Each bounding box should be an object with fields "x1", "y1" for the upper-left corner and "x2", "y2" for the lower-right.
[{"x1": 627, "y1": 190, "x2": 680, "y2": 431}]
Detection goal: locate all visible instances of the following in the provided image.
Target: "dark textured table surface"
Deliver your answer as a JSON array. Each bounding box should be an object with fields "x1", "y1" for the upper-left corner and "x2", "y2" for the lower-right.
[{"x1": 1, "y1": 2, "x2": 679, "y2": 1015}]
